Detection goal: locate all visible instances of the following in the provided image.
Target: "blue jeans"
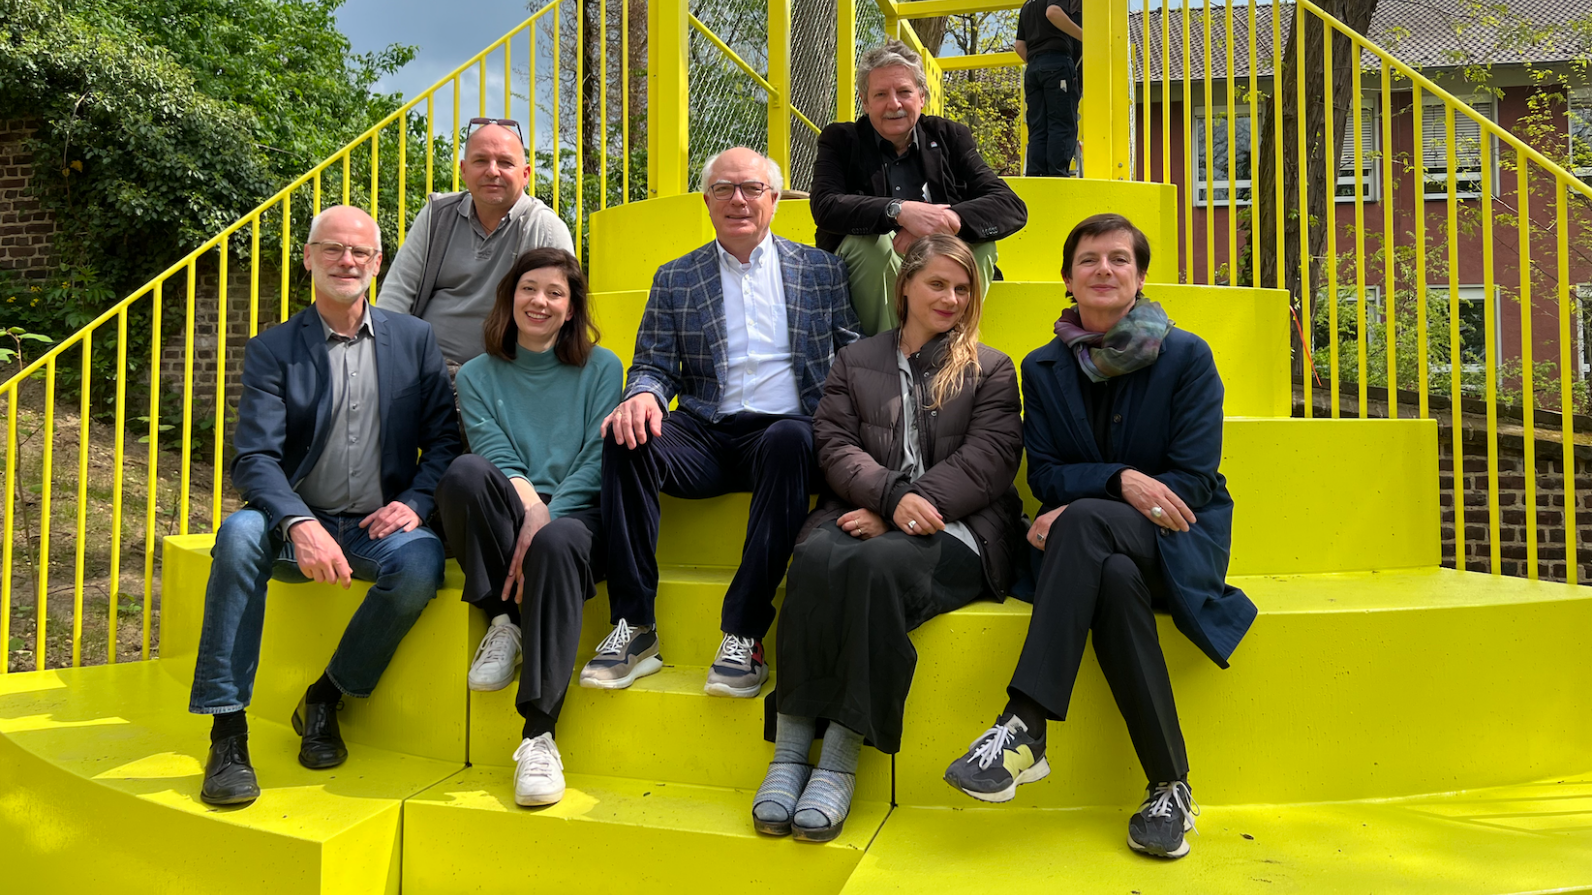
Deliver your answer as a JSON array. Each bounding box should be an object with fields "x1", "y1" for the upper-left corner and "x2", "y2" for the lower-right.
[
  {"x1": 1024, "y1": 53, "x2": 1079, "y2": 177},
  {"x1": 188, "y1": 506, "x2": 445, "y2": 714}
]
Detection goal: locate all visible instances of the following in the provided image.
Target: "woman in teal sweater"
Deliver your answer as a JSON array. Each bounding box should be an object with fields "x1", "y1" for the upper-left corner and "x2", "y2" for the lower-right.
[{"x1": 434, "y1": 247, "x2": 622, "y2": 808}]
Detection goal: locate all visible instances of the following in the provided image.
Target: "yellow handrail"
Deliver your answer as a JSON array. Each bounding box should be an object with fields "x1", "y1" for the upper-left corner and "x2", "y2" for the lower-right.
[{"x1": 687, "y1": 14, "x2": 822, "y2": 136}]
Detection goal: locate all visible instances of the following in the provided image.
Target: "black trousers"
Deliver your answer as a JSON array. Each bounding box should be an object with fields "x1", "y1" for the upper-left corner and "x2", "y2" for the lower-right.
[
  {"x1": 777, "y1": 523, "x2": 985, "y2": 753},
  {"x1": 601, "y1": 409, "x2": 814, "y2": 639},
  {"x1": 1009, "y1": 498, "x2": 1189, "y2": 784},
  {"x1": 1023, "y1": 52, "x2": 1080, "y2": 177},
  {"x1": 434, "y1": 454, "x2": 604, "y2": 730}
]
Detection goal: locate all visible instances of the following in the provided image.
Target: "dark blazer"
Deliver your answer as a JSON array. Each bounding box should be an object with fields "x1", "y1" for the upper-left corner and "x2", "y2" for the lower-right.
[
  {"x1": 624, "y1": 236, "x2": 862, "y2": 420},
  {"x1": 809, "y1": 114, "x2": 1028, "y2": 253},
  {"x1": 1021, "y1": 327, "x2": 1256, "y2": 667},
  {"x1": 230, "y1": 302, "x2": 461, "y2": 531},
  {"x1": 801, "y1": 331, "x2": 1026, "y2": 596}
]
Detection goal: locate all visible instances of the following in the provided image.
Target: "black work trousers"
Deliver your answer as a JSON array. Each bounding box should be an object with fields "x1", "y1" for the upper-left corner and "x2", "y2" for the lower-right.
[
  {"x1": 1009, "y1": 498, "x2": 1189, "y2": 784},
  {"x1": 601, "y1": 409, "x2": 814, "y2": 639},
  {"x1": 434, "y1": 454, "x2": 604, "y2": 731}
]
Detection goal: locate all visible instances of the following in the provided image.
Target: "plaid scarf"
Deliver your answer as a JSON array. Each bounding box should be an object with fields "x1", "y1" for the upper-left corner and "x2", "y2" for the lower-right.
[{"x1": 1053, "y1": 299, "x2": 1173, "y2": 383}]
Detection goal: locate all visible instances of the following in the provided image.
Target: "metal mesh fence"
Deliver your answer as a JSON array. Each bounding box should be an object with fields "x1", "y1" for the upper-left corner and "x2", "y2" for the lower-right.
[{"x1": 687, "y1": 0, "x2": 771, "y2": 190}]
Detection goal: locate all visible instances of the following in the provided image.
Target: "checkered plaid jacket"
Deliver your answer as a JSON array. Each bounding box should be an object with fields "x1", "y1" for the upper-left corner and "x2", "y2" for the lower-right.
[{"x1": 623, "y1": 237, "x2": 862, "y2": 420}]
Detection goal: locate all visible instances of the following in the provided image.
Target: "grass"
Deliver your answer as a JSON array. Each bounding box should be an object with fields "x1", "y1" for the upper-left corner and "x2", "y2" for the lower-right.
[{"x1": 2, "y1": 393, "x2": 240, "y2": 673}]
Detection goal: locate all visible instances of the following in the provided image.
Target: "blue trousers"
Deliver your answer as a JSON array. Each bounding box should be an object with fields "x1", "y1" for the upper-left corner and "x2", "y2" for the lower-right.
[
  {"x1": 188, "y1": 506, "x2": 445, "y2": 714},
  {"x1": 1024, "y1": 53, "x2": 1080, "y2": 177},
  {"x1": 600, "y1": 409, "x2": 814, "y2": 639}
]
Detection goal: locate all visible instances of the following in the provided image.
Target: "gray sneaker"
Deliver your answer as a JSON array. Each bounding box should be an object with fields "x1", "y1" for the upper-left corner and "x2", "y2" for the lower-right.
[
  {"x1": 703, "y1": 633, "x2": 768, "y2": 698},
  {"x1": 579, "y1": 619, "x2": 663, "y2": 689}
]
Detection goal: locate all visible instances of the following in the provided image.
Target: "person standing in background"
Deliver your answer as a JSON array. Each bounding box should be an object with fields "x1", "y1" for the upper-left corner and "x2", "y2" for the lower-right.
[{"x1": 1015, "y1": 0, "x2": 1083, "y2": 177}]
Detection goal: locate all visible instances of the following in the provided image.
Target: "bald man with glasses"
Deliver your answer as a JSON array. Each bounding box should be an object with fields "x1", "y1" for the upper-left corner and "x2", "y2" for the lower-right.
[{"x1": 378, "y1": 119, "x2": 574, "y2": 368}]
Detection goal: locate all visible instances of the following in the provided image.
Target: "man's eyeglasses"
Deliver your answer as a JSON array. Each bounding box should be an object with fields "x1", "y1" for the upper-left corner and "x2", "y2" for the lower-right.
[
  {"x1": 466, "y1": 117, "x2": 525, "y2": 144},
  {"x1": 307, "y1": 241, "x2": 379, "y2": 264},
  {"x1": 706, "y1": 180, "x2": 771, "y2": 201}
]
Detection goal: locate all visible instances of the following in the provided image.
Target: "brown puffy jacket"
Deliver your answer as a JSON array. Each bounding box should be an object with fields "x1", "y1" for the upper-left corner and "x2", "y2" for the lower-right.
[{"x1": 798, "y1": 329, "x2": 1027, "y2": 597}]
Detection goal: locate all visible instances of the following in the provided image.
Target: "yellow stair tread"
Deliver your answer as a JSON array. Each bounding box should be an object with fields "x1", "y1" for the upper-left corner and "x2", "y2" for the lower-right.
[
  {"x1": 941, "y1": 567, "x2": 1592, "y2": 621},
  {"x1": 841, "y1": 775, "x2": 1592, "y2": 894},
  {"x1": 407, "y1": 764, "x2": 890, "y2": 843},
  {"x1": 0, "y1": 661, "x2": 463, "y2": 840}
]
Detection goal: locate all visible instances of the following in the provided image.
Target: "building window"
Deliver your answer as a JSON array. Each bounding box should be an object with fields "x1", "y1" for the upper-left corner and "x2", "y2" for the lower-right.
[
  {"x1": 1577, "y1": 284, "x2": 1592, "y2": 377},
  {"x1": 1192, "y1": 105, "x2": 1253, "y2": 206},
  {"x1": 1195, "y1": 96, "x2": 1377, "y2": 207},
  {"x1": 1570, "y1": 88, "x2": 1592, "y2": 177},
  {"x1": 1422, "y1": 94, "x2": 1497, "y2": 200},
  {"x1": 1427, "y1": 285, "x2": 1498, "y2": 374},
  {"x1": 1333, "y1": 95, "x2": 1381, "y2": 203}
]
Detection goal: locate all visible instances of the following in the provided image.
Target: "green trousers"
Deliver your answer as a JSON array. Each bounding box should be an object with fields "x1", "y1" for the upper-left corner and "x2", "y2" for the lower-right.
[{"x1": 835, "y1": 235, "x2": 1000, "y2": 337}]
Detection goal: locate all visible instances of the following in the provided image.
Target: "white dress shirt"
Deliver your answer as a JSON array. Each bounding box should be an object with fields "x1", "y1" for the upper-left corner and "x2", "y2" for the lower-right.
[{"x1": 716, "y1": 233, "x2": 802, "y2": 415}]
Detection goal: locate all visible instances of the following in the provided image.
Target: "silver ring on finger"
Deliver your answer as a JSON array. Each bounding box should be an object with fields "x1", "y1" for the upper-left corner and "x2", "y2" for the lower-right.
[
  {"x1": 908, "y1": 520, "x2": 918, "y2": 531},
  {"x1": 1151, "y1": 506, "x2": 1165, "y2": 520},
  {"x1": 1037, "y1": 533, "x2": 1045, "y2": 542}
]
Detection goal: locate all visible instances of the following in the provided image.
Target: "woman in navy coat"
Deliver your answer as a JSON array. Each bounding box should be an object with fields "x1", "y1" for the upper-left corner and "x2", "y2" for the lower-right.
[{"x1": 942, "y1": 213, "x2": 1256, "y2": 860}]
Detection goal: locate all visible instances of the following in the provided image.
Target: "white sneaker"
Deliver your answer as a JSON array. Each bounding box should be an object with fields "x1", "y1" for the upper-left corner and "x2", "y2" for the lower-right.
[
  {"x1": 468, "y1": 615, "x2": 522, "y2": 691},
  {"x1": 512, "y1": 733, "x2": 565, "y2": 806}
]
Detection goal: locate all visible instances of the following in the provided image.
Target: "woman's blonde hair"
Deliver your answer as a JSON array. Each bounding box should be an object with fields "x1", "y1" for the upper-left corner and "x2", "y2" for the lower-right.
[{"x1": 893, "y1": 233, "x2": 984, "y2": 409}]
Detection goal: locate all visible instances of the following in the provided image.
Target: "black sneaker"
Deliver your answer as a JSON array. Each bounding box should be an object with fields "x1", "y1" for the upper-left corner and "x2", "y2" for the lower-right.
[
  {"x1": 1128, "y1": 780, "x2": 1198, "y2": 858},
  {"x1": 942, "y1": 714, "x2": 1050, "y2": 802}
]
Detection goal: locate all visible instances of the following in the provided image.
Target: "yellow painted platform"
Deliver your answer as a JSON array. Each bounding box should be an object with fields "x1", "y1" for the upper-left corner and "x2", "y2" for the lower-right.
[
  {"x1": 895, "y1": 568, "x2": 1592, "y2": 809},
  {"x1": 160, "y1": 535, "x2": 475, "y2": 763},
  {"x1": 587, "y1": 179, "x2": 1180, "y2": 293},
  {"x1": 839, "y1": 776, "x2": 1592, "y2": 894},
  {"x1": 467, "y1": 662, "x2": 893, "y2": 802},
  {"x1": 0, "y1": 662, "x2": 462, "y2": 894},
  {"x1": 402, "y1": 766, "x2": 892, "y2": 895}
]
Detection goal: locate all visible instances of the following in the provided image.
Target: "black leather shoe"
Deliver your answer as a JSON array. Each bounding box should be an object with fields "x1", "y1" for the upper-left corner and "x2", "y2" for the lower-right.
[
  {"x1": 200, "y1": 734, "x2": 261, "y2": 806},
  {"x1": 291, "y1": 695, "x2": 348, "y2": 769}
]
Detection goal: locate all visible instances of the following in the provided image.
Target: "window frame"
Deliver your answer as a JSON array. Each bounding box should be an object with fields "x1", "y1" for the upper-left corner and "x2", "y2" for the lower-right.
[
  {"x1": 1421, "y1": 93, "x2": 1498, "y2": 202},
  {"x1": 1569, "y1": 87, "x2": 1592, "y2": 178}
]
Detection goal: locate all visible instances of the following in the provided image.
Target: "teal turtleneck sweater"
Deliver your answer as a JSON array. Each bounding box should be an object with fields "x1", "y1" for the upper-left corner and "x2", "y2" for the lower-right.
[{"x1": 454, "y1": 343, "x2": 623, "y2": 518}]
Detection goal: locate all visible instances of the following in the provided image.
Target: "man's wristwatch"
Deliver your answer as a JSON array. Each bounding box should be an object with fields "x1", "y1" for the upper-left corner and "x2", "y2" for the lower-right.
[{"x1": 886, "y1": 198, "x2": 903, "y2": 222}]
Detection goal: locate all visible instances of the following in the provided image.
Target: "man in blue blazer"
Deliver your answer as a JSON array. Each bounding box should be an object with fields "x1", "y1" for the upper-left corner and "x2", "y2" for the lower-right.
[
  {"x1": 189, "y1": 205, "x2": 461, "y2": 806},
  {"x1": 592, "y1": 147, "x2": 861, "y2": 699}
]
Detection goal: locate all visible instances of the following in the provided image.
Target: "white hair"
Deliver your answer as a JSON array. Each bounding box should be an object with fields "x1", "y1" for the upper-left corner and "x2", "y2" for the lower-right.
[
  {"x1": 857, "y1": 39, "x2": 929, "y2": 99},
  {"x1": 699, "y1": 148, "x2": 784, "y2": 195},
  {"x1": 307, "y1": 206, "x2": 382, "y2": 251}
]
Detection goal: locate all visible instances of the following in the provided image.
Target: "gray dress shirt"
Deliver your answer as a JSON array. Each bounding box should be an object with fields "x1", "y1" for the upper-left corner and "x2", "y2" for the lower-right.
[{"x1": 282, "y1": 306, "x2": 384, "y2": 533}]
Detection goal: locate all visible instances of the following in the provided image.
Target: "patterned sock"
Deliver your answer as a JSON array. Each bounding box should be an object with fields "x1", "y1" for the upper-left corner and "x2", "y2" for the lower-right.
[
  {"x1": 793, "y1": 768, "x2": 857, "y2": 831},
  {"x1": 753, "y1": 714, "x2": 817, "y2": 826}
]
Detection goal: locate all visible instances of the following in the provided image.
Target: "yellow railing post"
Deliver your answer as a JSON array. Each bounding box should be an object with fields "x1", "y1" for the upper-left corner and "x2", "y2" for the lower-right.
[
  {"x1": 768, "y1": 0, "x2": 792, "y2": 177},
  {"x1": 648, "y1": 0, "x2": 690, "y2": 197},
  {"x1": 838, "y1": 0, "x2": 856, "y2": 123},
  {"x1": 1080, "y1": 0, "x2": 1132, "y2": 179}
]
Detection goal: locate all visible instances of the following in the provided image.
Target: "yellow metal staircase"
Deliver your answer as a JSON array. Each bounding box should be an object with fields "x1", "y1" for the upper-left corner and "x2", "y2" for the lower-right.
[{"x1": 4, "y1": 1, "x2": 1592, "y2": 892}]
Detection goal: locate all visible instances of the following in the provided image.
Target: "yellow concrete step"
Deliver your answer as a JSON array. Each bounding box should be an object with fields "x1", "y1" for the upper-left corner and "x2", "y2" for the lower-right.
[
  {"x1": 618, "y1": 417, "x2": 1441, "y2": 575},
  {"x1": 587, "y1": 179, "x2": 1181, "y2": 292},
  {"x1": 160, "y1": 535, "x2": 475, "y2": 763},
  {"x1": 467, "y1": 663, "x2": 892, "y2": 802},
  {"x1": 401, "y1": 766, "x2": 892, "y2": 895},
  {"x1": 839, "y1": 776, "x2": 1592, "y2": 894},
  {"x1": 895, "y1": 568, "x2": 1592, "y2": 809},
  {"x1": 0, "y1": 661, "x2": 462, "y2": 894},
  {"x1": 592, "y1": 280, "x2": 1292, "y2": 418}
]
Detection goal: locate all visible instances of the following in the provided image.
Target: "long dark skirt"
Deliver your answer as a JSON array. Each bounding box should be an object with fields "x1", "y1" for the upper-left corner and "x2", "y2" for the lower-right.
[{"x1": 774, "y1": 521, "x2": 985, "y2": 753}]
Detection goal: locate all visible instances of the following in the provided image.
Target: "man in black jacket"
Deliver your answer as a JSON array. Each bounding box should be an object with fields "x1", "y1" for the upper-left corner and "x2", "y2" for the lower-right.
[{"x1": 809, "y1": 39, "x2": 1028, "y2": 336}]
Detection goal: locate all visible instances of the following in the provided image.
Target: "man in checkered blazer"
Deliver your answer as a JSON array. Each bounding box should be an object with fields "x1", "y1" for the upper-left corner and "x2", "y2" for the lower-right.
[{"x1": 588, "y1": 147, "x2": 862, "y2": 699}]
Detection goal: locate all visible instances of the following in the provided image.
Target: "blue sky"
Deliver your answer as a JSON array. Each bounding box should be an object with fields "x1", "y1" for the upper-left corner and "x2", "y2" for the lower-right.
[{"x1": 336, "y1": 0, "x2": 535, "y2": 103}]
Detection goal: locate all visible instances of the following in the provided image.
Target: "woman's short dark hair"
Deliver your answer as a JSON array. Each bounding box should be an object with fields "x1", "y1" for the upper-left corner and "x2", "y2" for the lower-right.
[
  {"x1": 1061, "y1": 213, "x2": 1152, "y2": 282},
  {"x1": 483, "y1": 247, "x2": 599, "y2": 366}
]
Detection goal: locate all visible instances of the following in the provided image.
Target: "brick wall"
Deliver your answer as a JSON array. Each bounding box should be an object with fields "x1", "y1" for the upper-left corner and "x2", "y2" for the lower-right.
[
  {"x1": 0, "y1": 119, "x2": 57, "y2": 279},
  {"x1": 1302, "y1": 382, "x2": 1592, "y2": 585},
  {"x1": 1440, "y1": 437, "x2": 1592, "y2": 582}
]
